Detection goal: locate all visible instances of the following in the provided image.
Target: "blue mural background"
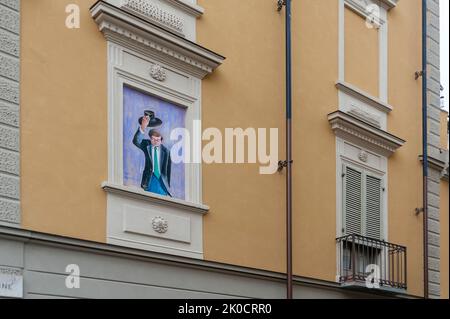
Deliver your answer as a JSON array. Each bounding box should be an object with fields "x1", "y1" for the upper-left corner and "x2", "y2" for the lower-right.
[{"x1": 123, "y1": 85, "x2": 186, "y2": 200}]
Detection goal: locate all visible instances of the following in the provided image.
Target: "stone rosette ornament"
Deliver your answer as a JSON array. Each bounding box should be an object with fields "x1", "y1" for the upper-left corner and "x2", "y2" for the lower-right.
[
  {"x1": 152, "y1": 216, "x2": 168, "y2": 234},
  {"x1": 359, "y1": 151, "x2": 369, "y2": 163},
  {"x1": 150, "y1": 64, "x2": 167, "y2": 82}
]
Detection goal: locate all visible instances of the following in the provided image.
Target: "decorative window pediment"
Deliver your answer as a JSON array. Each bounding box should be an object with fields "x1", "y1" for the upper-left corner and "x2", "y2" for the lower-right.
[
  {"x1": 91, "y1": 1, "x2": 224, "y2": 79},
  {"x1": 328, "y1": 111, "x2": 405, "y2": 157}
]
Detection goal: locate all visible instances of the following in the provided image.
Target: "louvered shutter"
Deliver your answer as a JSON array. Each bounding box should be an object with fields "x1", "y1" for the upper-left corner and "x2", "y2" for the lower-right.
[
  {"x1": 365, "y1": 174, "x2": 382, "y2": 240},
  {"x1": 343, "y1": 165, "x2": 363, "y2": 236}
]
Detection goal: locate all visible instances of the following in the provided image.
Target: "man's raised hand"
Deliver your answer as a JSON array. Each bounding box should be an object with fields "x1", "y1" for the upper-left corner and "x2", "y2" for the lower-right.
[{"x1": 141, "y1": 115, "x2": 150, "y2": 131}]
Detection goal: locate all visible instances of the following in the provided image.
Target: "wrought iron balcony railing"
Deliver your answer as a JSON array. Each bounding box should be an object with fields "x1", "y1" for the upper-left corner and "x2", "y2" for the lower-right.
[{"x1": 336, "y1": 234, "x2": 407, "y2": 290}]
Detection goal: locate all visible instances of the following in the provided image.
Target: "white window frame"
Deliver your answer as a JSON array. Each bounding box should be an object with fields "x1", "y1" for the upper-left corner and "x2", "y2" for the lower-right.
[
  {"x1": 336, "y1": 139, "x2": 388, "y2": 241},
  {"x1": 338, "y1": 0, "x2": 389, "y2": 102},
  {"x1": 337, "y1": 0, "x2": 394, "y2": 133},
  {"x1": 107, "y1": 43, "x2": 203, "y2": 205},
  {"x1": 335, "y1": 138, "x2": 389, "y2": 282},
  {"x1": 91, "y1": 0, "x2": 223, "y2": 259}
]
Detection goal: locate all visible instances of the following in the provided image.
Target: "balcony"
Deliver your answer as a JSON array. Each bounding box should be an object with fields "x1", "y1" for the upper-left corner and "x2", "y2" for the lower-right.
[{"x1": 336, "y1": 234, "x2": 407, "y2": 292}]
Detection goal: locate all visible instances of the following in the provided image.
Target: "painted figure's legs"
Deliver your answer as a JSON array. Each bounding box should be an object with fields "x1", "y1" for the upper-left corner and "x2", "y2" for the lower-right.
[{"x1": 147, "y1": 174, "x2": 169, "y2": 196}]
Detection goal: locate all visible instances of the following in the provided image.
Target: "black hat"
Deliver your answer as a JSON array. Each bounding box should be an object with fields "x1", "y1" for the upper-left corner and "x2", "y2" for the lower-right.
[{"x1": 138, "y1": 110, "x2": 162, "y2": 128}]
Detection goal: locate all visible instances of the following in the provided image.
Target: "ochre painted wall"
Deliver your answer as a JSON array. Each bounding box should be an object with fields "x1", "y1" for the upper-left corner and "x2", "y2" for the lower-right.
[
  {"x1": 21, "y1": 0, "x2": 107, "y2": 242},
  {"x1": 199, "y1": 0, "x2": 425, "y2": 296},
  {"x1": 387, "y1": 0, "x2": 423, "y2": 297},
  {"x1": 344, "y1": 7, "x2": 379, "y2": 98},
  {"x1": 18, "y1": 0, "x2": 432, "y2": 298},
  {"x1": 291, "y1": 0, "x2": 339, "y2": 281},
  {"x1": 198, "y1": 0, "x2": 286, "y2": 272},
  {"x1": 198, "y1": 0, "x2": 339, "y2": 280}
]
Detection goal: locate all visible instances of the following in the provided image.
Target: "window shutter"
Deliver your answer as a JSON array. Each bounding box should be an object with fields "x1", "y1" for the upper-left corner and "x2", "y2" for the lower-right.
[
  {"x1": 343, "y1": 166, "x2": 363, "y2": 236},
  {"x1": 365, "y1": 175, "x2": 382, "y2": 240}
]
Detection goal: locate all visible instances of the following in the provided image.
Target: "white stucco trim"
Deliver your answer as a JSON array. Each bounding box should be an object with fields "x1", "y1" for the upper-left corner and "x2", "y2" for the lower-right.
[
  {"x1": 378, "y1": 7, "x2": 388, "y2": 102},
  {"x1": 338, "y1": 0, "x2": 390, "y2": 120}
]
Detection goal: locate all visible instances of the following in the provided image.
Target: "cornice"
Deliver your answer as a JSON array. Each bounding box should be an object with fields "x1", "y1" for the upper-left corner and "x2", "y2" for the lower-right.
[
  {"x1": 419, "y1": 155, "x2": 447, "y2": 171},
  {"x1": 444, "y1": 167, "x2": 449, "y2": 182},
  {"x1": 328, "y1": 111, "x2": 405, "y2": 156},
  {"x1": 419, "y1": 150, "x2": 450, "y2": 181},
  {"x1": 90, "y1": 1, "x2": 224, "y2": 79}
]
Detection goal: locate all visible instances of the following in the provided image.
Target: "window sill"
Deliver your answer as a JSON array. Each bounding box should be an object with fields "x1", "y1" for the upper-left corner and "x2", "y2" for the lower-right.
[
  {"x1": 336, "y1": 81, "x2": 393, "y2": 114},
  {"x1": 101, "y1": 182, "x2": 209, "y2": 215}
]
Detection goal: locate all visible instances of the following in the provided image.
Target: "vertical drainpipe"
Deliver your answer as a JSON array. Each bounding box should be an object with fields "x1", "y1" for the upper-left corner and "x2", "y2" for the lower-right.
[
  {"x1": 421, "y1": 0, "x2": 429, "y2": 300},
  {"x1": 285, "y1": 0, "x2": 293, "y2": 300},
  {"x1": 278, "y1": 0, "x2": 293, "y2": 300}
]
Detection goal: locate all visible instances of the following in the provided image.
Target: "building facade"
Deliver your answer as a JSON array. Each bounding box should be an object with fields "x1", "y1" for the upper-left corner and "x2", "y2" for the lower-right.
[{"x1": 0, "y1": 0, "x2": 448, "y2": 299}]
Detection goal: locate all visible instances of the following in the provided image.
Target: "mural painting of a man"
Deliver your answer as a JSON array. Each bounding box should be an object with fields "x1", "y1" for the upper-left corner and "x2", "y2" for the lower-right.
[{"x1": 132, "y1": 110, "x2": 172, "y2": 197}]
